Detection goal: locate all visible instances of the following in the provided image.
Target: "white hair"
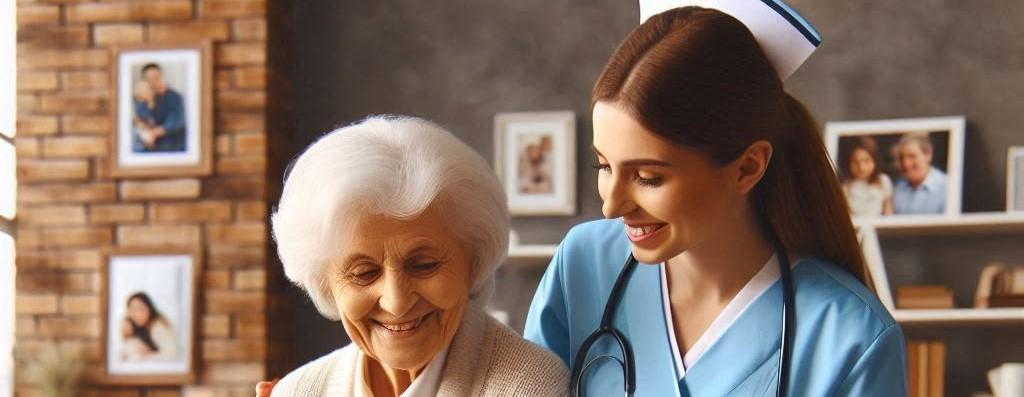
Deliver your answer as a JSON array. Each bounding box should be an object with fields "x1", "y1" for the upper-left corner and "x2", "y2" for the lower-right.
[{"x1": 271, "y1": 115, "x2": 510, "y2": 320}]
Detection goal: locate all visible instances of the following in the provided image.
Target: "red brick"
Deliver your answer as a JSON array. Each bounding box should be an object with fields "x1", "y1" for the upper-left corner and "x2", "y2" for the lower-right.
[
  {"x1": 61, "y1": 295, "x2": 100, "y2": 314},
  {"x1": 16, "y1": 316, "x2": 37, "y2": 337},
  {"x1": 234, "y1": 133, "x2": 265, "y2": 155},
  {"x1": 204, "y1": 270, "x2": 231, "y2": 289},
  {"x1": 203, "y1": 176, "x2": 265, "y2": 199},
  {"x1": 42, "y1": 226, "x2": 113, "y2": 248},
  {"x1": 17, "y1": 49, "x2": 108, "y2": 69},
  {"x1": 16, "y1": 5, "x2": 61, "y2": 26},
  {"x1": 66, "y1": 1, "x2": 193, "y2": 23},
  {"x1": 216, "y1": 113, "x2": 263, "y2": 133},
  {"x1": 14, "y1": 137, "x2": 41, "y2": 158},
  {"x1": 215, "y1": 70, "x2": 234, "y2": 90},
  {"x1": 148, "y1": 21, "x2": 230, "y2": 43},
  {"x1": 18, "y1": 72, "x2": 60, "y2": 92},
  {"x1": 117, "y1": 224, "x2": 201, "y2": 247},
  {"x1": 18, "y1": 183, "x2": 117, "y2": 204},
  {"x1": 202, "y1": 315, "x2": 231, "y2": 338},
  {"x1": 207, "y1": 244, "x2": 264, "y2": 269},
  {"x1": 60, "y1": 71, "x2": 110, "y2": 90},
  {"x1": 215, "y1": 155, "x2": 265, "y2": 175},
  {"x1": 202, "y1": 339, "x2": 265, "y2": 361},
  {"x1": 232, "y1": 19, "x2": 266, "y2": 41},
  {"x1": 235, "y1": 312, "x2": 265, "y2": 337},
  {"x1": 16, "y1": 249, "x2": 102, "y2": 271},
  {"x1": 14, "y1": 227, "x2": 43, "y2": 250},
  {"x1": 17, "y1": 116, "x2": 59, "y2": 136},
  {"x1": 39, "y1": 93, "x2": 107, "y2": 113},
  {"x1": 90, "y1": 204, "x2": 146, "y2": 224},
  {"x1": 235, "y1": 200, "x2": 265, "y2": 221},
  {"x1": 18, "y1": 94, "x2": 39, "y2": 113},
  {"x1": 233, "y1": 269, "x2": 265, "y2": 290},
  {"x1": 120, "y1": 178, "x2": 202, "y2": 201},
  {"x1": 17, "y1": 205, "x2": 88, "y2": 225},
  {"x1": 233, "y1": 66, "x2": 266, "y2": 89},
  {"x1": 38, "y1": 316, "x2": 100, "y2": 338},
  {"x1": 151, "y1": 201, "x2": 233, "y2": 223},
  {"x1": 17, "y1": 159, "x2": 90, "y2": 182},
  {"x1": 18, "y1": 25, "x2": 91, "y2": 48},
  {"x1": 17, "y1": 271, "x2": 98, "y2": 292},
  {"x1": 205, "y1": 291, "x2": 263, "y2": 314},
  {"x1": 206, "y1": 222, "x2": 266, "y2": 245},
  {"x1": 93, "y1": 23, "x2": 144, "y2": 45},
  {"x1": 15, "y1": 294, "x2": 59, "y2": 314},
  {"x1": 200, "y1": 0, "x2": 266, "y2": 18},
  {"x1": 215, "y1": 134, "x2": 233, "y2": 155},
  {"x1": 215, "y1": 43, "x2": 265, "y2": 65},
  {"x1": 215, "y1": 90, "x2": 265, "y2": 110},
  {"x1": 61, "y1": 115, "x2": 110, "y2": 134},
  {"x1": 42, "y1": 136, "x2": 108, "y2": 157},
  {"x1": 202, "y1": 362, "x2": 264, "y2": 384}
]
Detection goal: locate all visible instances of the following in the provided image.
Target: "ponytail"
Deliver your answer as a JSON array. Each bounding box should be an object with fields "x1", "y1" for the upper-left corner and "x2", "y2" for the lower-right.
[{"x1": 755, "y1": 94, "x2": 867, "y2": 283}]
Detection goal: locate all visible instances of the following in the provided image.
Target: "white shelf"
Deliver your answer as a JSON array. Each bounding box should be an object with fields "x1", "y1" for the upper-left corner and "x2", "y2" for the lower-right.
[
  {"x1": 855, "y1": 212, "x2": 1024, "y2": 236},
  {"x1": 504, "y1": 244, "x2": 557, "y2": 267},
  {"x1": 892, "y1": 308, "x2": 1024, "y2": 324}
]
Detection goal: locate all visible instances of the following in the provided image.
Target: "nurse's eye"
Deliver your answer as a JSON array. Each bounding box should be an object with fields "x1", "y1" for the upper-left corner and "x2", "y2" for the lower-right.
[
  {"x1": 635, "y1": 171, "x2": 663, "y2": 187},
  {"x1": 345, "y1": 264, "x2": 381, "y2": 285},
  {"x1": 590, "y1": 163, "x2": 612, "y2": 174}
]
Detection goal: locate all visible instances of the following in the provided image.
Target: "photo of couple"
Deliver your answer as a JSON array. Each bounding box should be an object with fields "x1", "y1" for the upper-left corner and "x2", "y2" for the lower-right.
[{"x1": 130, "y1": 63, "x2": 186, "y2": 153}]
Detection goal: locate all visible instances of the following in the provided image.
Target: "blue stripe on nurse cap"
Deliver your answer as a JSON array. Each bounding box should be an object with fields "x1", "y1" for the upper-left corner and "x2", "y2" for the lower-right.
[{"x1": 639, "y1": 0, "x2": 822, "y2": 81}]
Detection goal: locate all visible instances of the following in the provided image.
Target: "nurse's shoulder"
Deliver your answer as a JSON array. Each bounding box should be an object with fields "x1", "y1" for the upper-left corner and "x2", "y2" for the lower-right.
[
  {"x1": 789, "y1": 258, "x2": 908, "y2": 394},
  {"x1": 792, "y1": 257, "x2": 896, "y2": 332}
]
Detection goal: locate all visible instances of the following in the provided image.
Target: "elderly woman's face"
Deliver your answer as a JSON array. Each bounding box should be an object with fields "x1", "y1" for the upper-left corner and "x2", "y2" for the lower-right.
[{"x1": 330, "y1": 204, "x2": 472, "y2": 371}]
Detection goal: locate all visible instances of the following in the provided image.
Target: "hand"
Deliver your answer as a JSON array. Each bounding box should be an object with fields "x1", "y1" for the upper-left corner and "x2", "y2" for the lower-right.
[
  {"x1": 255, "y1": 379, "x2": 278, "y2": 397},
  {"x1": 141, "y1": 129, "x2": 157, "y2": 149},
  {"x1": 120, "y1": 319, "x2": 132, "y2": 337}
]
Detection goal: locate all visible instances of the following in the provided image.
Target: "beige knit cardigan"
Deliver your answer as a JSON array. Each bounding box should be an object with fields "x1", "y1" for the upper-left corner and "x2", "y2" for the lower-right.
[{"x1": 270, "y1": 305, "x2": 569, "y2": 396}]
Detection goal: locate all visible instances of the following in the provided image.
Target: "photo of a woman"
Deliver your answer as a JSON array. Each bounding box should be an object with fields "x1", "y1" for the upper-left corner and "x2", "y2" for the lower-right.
[
  {"x1": 840, "y1": 137, "x2": 893, "y2": 217},
  {"x1": 120, "y1": 292, "x2": 179, "y2": 362}
]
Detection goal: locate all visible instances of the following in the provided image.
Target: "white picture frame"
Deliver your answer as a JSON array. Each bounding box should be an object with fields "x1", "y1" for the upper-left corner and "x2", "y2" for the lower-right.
[
  {"x1": 825, "y1": 116, "x2": 965, "y2": 221},
  {"x1": 1008, "y1": 147, "x2": 1024, "y2": 212},
  {"x1": 101, "y1": 249, "x2": 200, "y2": 385},
  {"x1": 110, "y1": 44, "x2": 213, "y2": 177},
  {"x1": 494, "y1": 111, "x2": 576, "y2": 216}
]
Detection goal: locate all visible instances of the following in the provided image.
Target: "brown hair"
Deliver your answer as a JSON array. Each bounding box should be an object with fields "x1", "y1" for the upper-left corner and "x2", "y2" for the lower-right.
[{"x1": 592, "y1": 7, "x2": 867, "y2": 282}]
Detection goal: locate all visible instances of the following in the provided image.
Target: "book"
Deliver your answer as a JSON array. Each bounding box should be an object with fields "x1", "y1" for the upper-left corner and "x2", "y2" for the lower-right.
[
  {"x1": 906, "y1": 340, "x2": 946, "y2": 397},
  {"x1": 898, "y1": 285, "x2": 955, "y2": 309},
  {"x1": 988, "y1": 293, "x2": 1024, "y2": 308}
]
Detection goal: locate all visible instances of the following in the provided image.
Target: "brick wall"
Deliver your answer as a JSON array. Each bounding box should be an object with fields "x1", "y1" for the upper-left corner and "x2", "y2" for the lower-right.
[{"x1": 14, "y1": 1, "x2": 268, "y2": 396}]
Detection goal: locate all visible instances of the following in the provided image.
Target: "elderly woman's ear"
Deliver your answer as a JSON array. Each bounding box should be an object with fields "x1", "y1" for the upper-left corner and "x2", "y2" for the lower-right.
[{"x1": 265, "y1": 116, "x2": 568, "y2": 397}]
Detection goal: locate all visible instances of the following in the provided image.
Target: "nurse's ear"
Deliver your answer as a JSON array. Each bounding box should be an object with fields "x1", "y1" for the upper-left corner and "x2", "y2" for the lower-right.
[{"x1": 732, "y1": 140, "x2": 773, "y2": 195}]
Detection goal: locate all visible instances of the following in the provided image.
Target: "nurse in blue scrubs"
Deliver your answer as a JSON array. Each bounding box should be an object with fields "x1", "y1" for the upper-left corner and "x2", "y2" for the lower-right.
[{"x1": 524, "y1": 1, "x2": 909, "y2": 396}]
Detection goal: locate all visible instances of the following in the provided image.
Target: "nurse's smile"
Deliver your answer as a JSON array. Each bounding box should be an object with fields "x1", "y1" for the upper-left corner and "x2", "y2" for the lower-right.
[{"x1": 625, "y1": 223, "x2": 666, "y2": 243}]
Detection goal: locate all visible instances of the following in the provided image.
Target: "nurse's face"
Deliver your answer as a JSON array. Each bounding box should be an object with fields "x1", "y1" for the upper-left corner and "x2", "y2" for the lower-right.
[
  {"x1": 592, "y1": 102, "x2": 747, "y2": 264},
  {"x1": 328, "y1": 204, "x2": 472, "y2": 372}
]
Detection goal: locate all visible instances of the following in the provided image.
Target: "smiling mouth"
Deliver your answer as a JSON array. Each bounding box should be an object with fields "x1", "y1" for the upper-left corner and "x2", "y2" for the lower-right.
[
  {"x1": 625, "y1": 223, "x2": 666, "y2": 242},
  {"x1": 375, "y1": 312, "x2": 432, "y2": 335}
]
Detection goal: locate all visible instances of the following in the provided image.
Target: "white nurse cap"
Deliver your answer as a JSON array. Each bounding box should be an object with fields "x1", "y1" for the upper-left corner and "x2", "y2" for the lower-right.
[{"x1": 639, "y1": 0, "x2": 821, "y2": 81}]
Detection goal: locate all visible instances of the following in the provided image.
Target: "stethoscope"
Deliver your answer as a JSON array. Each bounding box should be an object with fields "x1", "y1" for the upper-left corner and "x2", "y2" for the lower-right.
[{"x1": 569, "y1": 245, "x2": 797, "y2": 397}]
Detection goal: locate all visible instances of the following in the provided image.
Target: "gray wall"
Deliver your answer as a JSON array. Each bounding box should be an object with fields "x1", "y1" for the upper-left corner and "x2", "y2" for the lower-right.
[{"x1": 269, "y1": 1, "x2": 1024, "y2": 394}]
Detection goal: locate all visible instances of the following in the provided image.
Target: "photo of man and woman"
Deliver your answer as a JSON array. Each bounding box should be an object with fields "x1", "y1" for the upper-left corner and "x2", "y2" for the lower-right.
[{"x1": 833, "y1": 128, "x2": 956, "y2": 218}]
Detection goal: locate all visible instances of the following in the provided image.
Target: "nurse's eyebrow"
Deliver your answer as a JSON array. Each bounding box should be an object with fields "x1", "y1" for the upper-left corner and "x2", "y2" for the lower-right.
[{"x1": 591, "y1": 146, "x2": 672, "y2": 167}]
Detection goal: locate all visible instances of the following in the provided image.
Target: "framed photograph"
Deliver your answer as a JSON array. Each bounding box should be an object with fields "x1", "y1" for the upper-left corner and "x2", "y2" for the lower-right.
[
  {"x1": 109, "y1": 44, "x2": 213, "y2": 177},
  {"x1": 1009, "y1": 147, "x2": 1024, "y2": 212},
  {"x1": 494, "y1": 111, "x2": 576, "y2": 216},
  {"x1": 825, "y1": 116, "x2": 965, "y2": 220},
  {"x1": 100, "y1": 249, "x2": 201, "y2": 385}
]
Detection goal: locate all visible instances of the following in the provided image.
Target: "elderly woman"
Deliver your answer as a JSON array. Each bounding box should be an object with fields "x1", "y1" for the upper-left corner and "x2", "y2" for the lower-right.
[{"x1": 266, "y1": 116, "x2": 568, "y2": 397}]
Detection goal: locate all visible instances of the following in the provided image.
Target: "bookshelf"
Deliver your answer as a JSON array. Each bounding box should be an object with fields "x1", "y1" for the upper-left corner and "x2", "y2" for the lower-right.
[
  {"x1": 858, "y1": 211, "x2": 1024, "y2": 325},
  {"x1": 505, "y1": 243, "x2": 558, "y2": 267}
]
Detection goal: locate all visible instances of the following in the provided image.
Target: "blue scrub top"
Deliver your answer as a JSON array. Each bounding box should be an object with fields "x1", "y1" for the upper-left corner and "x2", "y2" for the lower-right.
[{"x1": 524, "y1": 219, "x2": 908, "y2": 396}]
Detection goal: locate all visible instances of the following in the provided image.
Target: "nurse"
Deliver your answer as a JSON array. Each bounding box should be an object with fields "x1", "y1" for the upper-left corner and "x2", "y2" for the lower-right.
[{"x1": 523, "y1": 1, "x2": 908, "y2": 396}]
